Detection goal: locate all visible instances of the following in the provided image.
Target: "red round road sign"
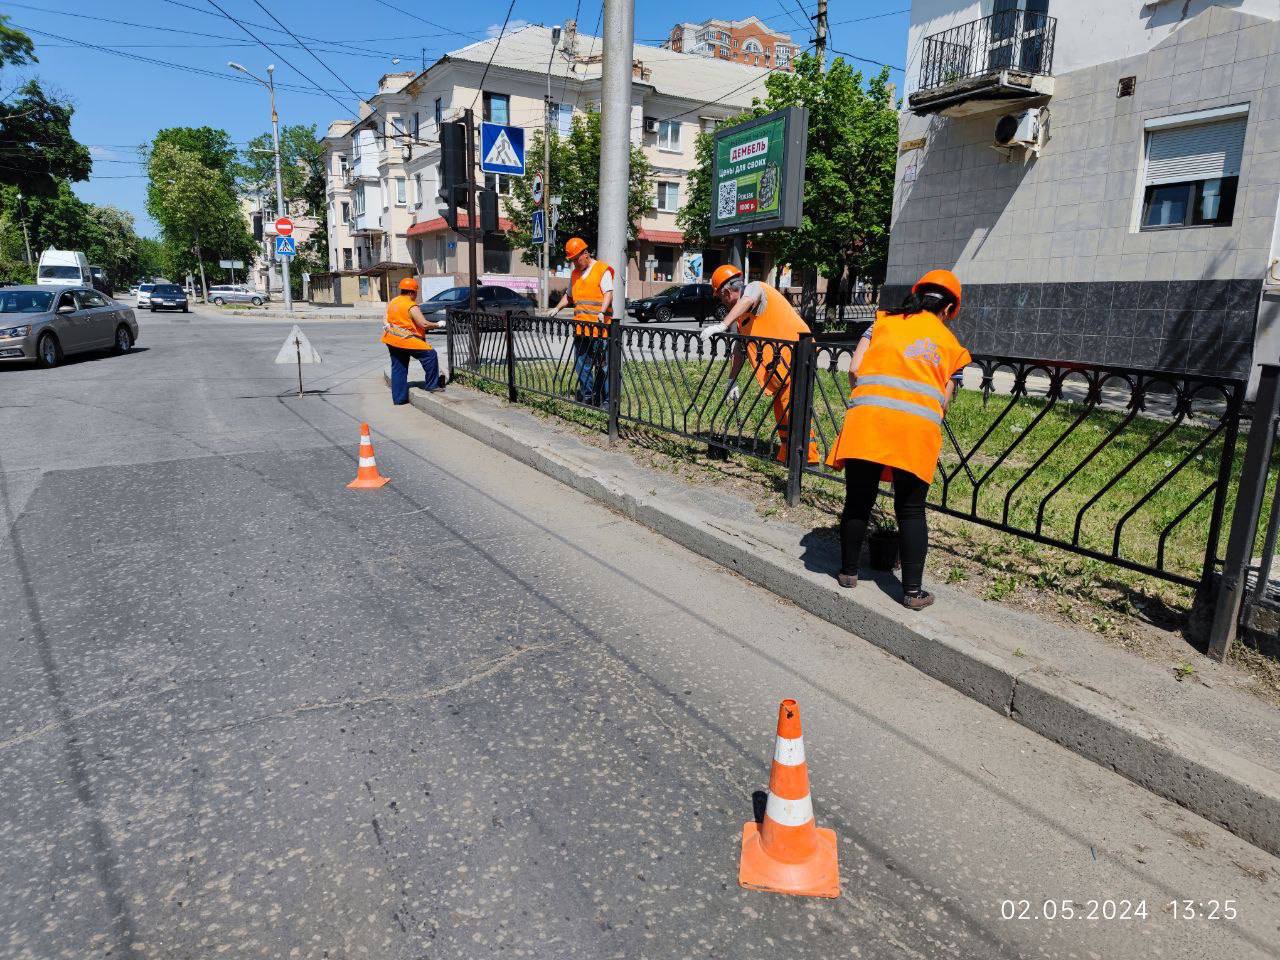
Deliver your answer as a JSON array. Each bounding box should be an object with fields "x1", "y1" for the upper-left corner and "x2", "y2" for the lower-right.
[{"x1": 274, "y1": 217, "x2": 294, "y2": 236}]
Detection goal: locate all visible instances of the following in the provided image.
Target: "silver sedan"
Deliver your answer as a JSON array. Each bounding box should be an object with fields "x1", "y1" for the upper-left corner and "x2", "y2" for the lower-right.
[{"x1": 0, "y1": 285, "x2": 140, "y2": 368}]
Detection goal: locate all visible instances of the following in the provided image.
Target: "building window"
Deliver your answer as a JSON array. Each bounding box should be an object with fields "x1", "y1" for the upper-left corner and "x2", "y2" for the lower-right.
[
  {"x1": 654, "y1": 246, "x2": 676, "y2": 282},
  {"x1": 483, "y1": 92, "x2": 510, "y2": 125},
  {"x1": 656, "y1": 181, "x2": 679, "y2": 212},
  {"x1": 354, "y1": 188, "x2": 365, "y2": 216},
  {"x1": 341, "y1": 201, "x2": 350, "y2": 222},
  {"x1": 412, "y1": 112, "x2": 420, "y2": 140},
  {"x1": 1140, "y1": 113, "x2": 1245, "y2": 230},
  {"x1": 436, "y1": 235, "x2": 447, "y2": 271},
  {"x1": 434, "y1": 97, "x2": 443, "y2": 125},
  {"x1": 743, "y1": 38, "x2": 763, "y2": 54},
  {"x1": 484, "y1": 172, "x2": 514, "y2": 196},
  {"x1": 342, "y1": 248, "x2": 353, "y2": 269},
  {"x1": 338, "y1": 153, "x2": 349, "y2": 175},
  {"x1": 395, "y1": 177, "x2": 407, "y2": 205},
  {"x1": 413, "y1": 172, "x2": 423, "y2": 207},
  {"x1": 381, "y1": 179, "x2": 389, "y2": 209},
  {"x1": 483, "y1": 233, "x2": 512, "y2": 273},
  {"x1": 775, "y1": 44, "x2": 791, "y2": 67},
  {"x1": 549, "y1": 101, "x2": 573, "y2": 138},
  {"x1": 658, "y1": 120, "x2": 681, "y2": 152}
]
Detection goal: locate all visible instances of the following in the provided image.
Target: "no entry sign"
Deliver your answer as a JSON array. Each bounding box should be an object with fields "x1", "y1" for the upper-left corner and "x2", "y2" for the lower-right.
[{"x1": 274, "y1": 217, "x2": 294, "y2": 237}]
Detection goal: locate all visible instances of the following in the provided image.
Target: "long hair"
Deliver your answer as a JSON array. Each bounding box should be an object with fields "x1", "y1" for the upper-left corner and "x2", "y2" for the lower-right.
[{"x1": 881, "y1": 284, "x2": 957, "y2": 320}]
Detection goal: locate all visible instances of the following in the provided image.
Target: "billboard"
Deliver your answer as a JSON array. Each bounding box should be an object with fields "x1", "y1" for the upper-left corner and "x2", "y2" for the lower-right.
[{"x1": 709, "y1": 106, "x2": 807, "y2": 238}]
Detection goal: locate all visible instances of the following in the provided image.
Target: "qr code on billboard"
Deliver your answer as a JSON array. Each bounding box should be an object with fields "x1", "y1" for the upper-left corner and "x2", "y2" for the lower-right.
[{"x1": 717, "y1": 180, "x2": 737, "y2": 220}]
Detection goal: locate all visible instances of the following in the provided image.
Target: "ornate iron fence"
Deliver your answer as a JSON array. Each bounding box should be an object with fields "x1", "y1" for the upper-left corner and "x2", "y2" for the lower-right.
[{"x1": 448, "y1": 309, "x2": 1246, "y2": 590}]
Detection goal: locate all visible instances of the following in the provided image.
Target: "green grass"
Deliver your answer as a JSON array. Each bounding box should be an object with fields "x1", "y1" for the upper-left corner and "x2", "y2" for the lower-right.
[{"x1": 457, "y1": 338, "x2": 1266, "y2": 585}]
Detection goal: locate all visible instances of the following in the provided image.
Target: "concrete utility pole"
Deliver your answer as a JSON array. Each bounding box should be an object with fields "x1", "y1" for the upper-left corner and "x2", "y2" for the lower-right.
[
  {"x1": 541, "y1": 26, "x2": 561, "y2": 311},
  {"x1": 815, "y1": 0, "x2": 828, "y2": 67},
  {"x1": 598, "y1": 0, "x2": 634, "y2": 308},
  {"x1": 230, "y1": 61, "x2": 293, "y2": 311}
]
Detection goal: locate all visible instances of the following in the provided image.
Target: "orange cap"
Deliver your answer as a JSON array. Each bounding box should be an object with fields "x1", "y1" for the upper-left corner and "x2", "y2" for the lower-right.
[
  {"x1": 399, "y1": 276, "x2": 419, "y2": 293},
  {"x1": 564, "y1": 236, "x2": 588, "y2": 259},
  {"x1": 710, "y1": 263, "x2": 743, "y2": 292},
  {"x1": 912, "y1": 269, "x2": 961, "y2": 308}
]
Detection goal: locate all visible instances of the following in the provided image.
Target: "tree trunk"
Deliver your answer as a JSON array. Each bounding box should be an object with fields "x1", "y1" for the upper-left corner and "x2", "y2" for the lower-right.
[{"x1": 194, "y1": 236, "x2": 209, "y2": 304}]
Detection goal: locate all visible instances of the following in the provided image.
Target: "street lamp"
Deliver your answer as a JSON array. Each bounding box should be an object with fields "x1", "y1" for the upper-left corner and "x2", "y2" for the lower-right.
[{"x1": 229, "y1": 61, "x2": 293, "y2": 311}]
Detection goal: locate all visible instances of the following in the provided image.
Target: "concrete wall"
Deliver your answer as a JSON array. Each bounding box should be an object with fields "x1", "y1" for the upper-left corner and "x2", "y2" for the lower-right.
[{"x1": 887, "y1": 4, "x2": 1280, "y2": 379}]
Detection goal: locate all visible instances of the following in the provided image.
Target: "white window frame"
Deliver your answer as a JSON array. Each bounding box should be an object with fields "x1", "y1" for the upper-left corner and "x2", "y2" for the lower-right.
[
  {"x1": 434, "y1": 97, "x2": 443, "y2": 125},
  {"x1": 658, "y1": 120, "x2": 681, "y2": 152},
  {"x1": 1138, "y1": 105, "x2": 1248, "y2": 231},
  {"x1": 395, "y1": 177, "x2": 407, "y2": 205},
  {"x1": 656, "y1": 181, "x2": 679, "y2": 213},
  {"x1": 743, "y1": 38, "x2": 763, "y2": 54},
  {"x1": 413, "y1": 172, "x2": 423, "y2": 208}
]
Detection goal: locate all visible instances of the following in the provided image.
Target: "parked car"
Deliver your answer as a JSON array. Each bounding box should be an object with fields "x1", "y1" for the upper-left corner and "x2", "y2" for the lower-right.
[
  {"x1": 628, "y1": 283, "x2": 724, "y2": 323},
  {"x1": 208, "y1": 284, "x2": 265, "y2": 306},
  {"x1": 148, "y1": 283, "x2": 189, "y2": 313},
  {"x1": 136, "y1": 283, "x2": 156, "y2": 308},
  {"x1": 36, "y1": 249, "x2": 92, "y2": 287},
  {"x1": 0, "y1": 285, "x2": 138, "y2": 368},
  {"x1": 417, "y1": 285, "x2": 535, "y2": 322},
  {"x1": 89, "y1": 265, "x2": 113, "y2": 297}
]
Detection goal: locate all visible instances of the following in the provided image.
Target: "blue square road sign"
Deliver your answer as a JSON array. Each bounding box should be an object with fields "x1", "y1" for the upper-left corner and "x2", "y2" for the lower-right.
[
  {"x1": 480, "y1": 122, "x2": 525, "y2": 176},
  {"x1": 275, "y1": 235, "x2": 297, "y2": 256},
  {"x1": 531, "y1": 210, "x2": 545, "y2": 244}
]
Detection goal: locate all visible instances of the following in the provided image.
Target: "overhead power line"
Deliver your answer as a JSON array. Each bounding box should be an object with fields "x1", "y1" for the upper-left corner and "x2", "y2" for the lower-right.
[
  {"x1": 368, "y1": 0, "x2": 485, "y2": 42},
  {"x1": 470, "y1": 0, "x2": 518, "y2": 112}
]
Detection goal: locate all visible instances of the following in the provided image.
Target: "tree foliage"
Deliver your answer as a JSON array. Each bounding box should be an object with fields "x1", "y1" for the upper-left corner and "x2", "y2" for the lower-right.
[
  {"x1": 679, "y1": 53, "x2": 898, "y2": 288},
  {"x1": 234, "y1": 124, "x2": 323, "y2": 208},
  {"x1": 502, "y1": 109, "x2": 654, "y2": 270},
  {"x1": 0, "y1": 184, "x2": 147, "y2": 285},
  {"x1": 1, "y1": 14, "x2": 35, "y2": 69},
  {"x1": 146, "y1": 140, "x2": 255, "y2": 284}
]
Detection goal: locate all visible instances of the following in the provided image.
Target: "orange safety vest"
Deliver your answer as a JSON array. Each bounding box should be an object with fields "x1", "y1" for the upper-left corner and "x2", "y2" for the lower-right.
[
  {"x1": 737, "y1": 283, "x2": 810, "y2": 395},
  {"x1": 826, "y1": 309, "x2": 970, "y2": 484},
  {"x1": 571, "y1": 260, "x2": 614, "y2": 337},
  {"x1": 381, "y1": 293, "x2": 431, "y2": 351}
]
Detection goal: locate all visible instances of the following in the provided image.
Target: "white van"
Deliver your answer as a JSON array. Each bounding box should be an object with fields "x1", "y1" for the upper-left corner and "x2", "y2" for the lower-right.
[{"x1": 37, "y1": 249, "x2": 92, "y2": 287}]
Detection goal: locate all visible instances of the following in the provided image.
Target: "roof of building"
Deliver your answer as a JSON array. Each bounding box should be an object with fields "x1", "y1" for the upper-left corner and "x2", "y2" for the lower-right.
[{"x1": 443, "y1": 23, "x2": 774, "y2": 110}]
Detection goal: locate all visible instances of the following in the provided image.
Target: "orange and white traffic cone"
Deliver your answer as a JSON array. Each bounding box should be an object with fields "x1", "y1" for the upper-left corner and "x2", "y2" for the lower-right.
[
  {"x1": 346, "y1": 422, "x2": 390, "y2": 489},
  {"x1": 738, "y1": 698, "x2": 840, "y2": 898}
]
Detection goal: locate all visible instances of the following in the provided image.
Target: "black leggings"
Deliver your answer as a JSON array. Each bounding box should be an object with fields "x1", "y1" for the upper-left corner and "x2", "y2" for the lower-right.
[{"x1": 841, "y1": 459, "x2": 930, "y2": 593}]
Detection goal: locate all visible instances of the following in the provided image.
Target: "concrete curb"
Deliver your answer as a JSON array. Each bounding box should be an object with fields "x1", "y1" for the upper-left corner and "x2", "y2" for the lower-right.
[{"x1": 395, "y1": 375, "x2": 1280, "y2": 857}]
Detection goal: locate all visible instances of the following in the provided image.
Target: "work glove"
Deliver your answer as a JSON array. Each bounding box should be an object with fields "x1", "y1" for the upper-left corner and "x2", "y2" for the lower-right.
[
  {"x1": 700, "y1": 321, "x2": 728, "y2": 342},
  {"x1": 432, "y1": 321, "x2": 446, "y2": 331},
  {"x1": 725, "y1": 384, "x2": 740, "y2": 404}
]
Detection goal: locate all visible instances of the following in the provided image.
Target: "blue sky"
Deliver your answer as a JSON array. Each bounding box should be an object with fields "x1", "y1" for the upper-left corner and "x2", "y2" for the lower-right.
[{"x1": 5, "y1": 1, "x2": 909, "y2": 236}]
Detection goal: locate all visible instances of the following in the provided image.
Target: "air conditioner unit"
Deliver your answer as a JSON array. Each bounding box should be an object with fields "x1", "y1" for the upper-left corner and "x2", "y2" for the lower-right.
[
  {"x1": 993, "y1": 108, "x2": 1047, "y2": 156},
  {"x1": 643, "y1": 116, "x2": 659, "y2": 134}
]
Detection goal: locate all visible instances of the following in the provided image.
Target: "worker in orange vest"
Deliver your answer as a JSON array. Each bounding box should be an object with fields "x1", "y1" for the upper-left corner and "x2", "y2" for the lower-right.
[
  {"x1": 700, "y1": 263, "x2": 818, "y2": 466},
  {"x1": 382, "y1": 276, "x2": 445, "y2": 405},
  {"x1": 552, "y1": 236, "x2": 615, "y2": 406},
  {"x1": 826, "y1": 270, "x2": 971, "y2": 610}
]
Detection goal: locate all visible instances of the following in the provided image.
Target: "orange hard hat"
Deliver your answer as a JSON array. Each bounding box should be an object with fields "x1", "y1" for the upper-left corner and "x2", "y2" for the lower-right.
[
  {"x1": 912, "y1": 269, "x2": 961, "y2": 308},
  {"x1": 564, "y1": 236, "x2": 588, "y2": 259},
  {"x1": 399, "y1": 276, "x2": 419, "y2": 293},
  {"x1": 710, "y1": 263, "x2": 744, "y2": 293}
]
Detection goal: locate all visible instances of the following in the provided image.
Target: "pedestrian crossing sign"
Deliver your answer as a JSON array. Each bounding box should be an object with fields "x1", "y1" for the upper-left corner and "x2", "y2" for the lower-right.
[
  {"x1": 275, "y1": 235, "x2": 297, "y2": 256},
  {"x1": 480, "y1": 122, "x2": 525, "y2": 176},
  {"x1": 531, "y1": 210, "x2": 545, "y2": 244}
]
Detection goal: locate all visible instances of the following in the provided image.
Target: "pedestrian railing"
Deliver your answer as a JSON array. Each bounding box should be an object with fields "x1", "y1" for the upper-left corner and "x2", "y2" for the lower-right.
[{"x1": 448, "y1": 310, "x2": 1249, "y2": 601}]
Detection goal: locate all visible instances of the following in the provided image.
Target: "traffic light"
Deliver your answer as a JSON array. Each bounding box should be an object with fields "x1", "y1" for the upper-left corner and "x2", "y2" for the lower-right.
[
  {"x1": 252, "y1": 212, "x2": 263, "y2": 241},
  {"x1": 478, "y1": 189, "x2": 498, "y2": 234},
  {"x1": 438, "y1": 120, "x2": 466, "y2": 206}
]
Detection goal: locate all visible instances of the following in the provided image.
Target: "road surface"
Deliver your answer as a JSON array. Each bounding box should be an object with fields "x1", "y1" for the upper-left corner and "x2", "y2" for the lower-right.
[{"x1": 1, "y1": 313, "x2": 1277, "y2": 959}]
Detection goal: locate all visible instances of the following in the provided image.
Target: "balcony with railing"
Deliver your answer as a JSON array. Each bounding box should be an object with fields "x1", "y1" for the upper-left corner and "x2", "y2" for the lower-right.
[{"x1": 909, "y1": 9, "x2": 1057, "y2": 117}]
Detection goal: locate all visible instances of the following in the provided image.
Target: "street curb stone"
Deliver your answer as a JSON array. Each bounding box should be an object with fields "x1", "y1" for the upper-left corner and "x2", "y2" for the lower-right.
[{"x1": 395, "y1": 375, "x2": 1280, "y2": 857}]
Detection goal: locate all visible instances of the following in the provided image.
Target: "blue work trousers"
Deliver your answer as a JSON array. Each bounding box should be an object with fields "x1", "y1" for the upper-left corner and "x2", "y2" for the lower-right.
[
  {"x1": 572, "y1": 336, "x2": 609, "y2": 407},
  {"x1": 388, "y1": 346, "x2": 441, "y2": 405}
]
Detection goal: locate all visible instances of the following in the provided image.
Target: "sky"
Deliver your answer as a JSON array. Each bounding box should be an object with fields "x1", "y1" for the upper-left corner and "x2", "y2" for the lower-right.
[{"x1": 4, "y1": 0, "x2": 910, "y2": 237}]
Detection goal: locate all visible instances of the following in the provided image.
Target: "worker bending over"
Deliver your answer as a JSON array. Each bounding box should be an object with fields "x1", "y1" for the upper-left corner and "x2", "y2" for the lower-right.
[
  {"x1": 552, "y1": 237, "x2": 614, "y2": 407},
  {"x1": 382, "y1": 276, "x2": 445, "y2": 405},
  {"x1": 700, "y1": 263, "x2": 818, "y2": 466},
  {"x1": 826, "y1": 270, "x2": 971, "y2": 610}
]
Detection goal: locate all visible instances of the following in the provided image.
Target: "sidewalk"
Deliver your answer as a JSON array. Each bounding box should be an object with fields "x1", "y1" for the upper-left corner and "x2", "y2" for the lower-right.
[{"x1": 392, "y1": 374, "x2": 1280, "y2": 857}]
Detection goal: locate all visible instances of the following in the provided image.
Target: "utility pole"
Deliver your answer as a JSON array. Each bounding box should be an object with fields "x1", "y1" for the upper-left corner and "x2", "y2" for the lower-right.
[
  {"x1": 541, "y1": 26, "x2": 561, "y2": 312},
  {"x1": 815, "y1": 0, "x2": 828, "y2": 67},
  {"x1": 229, "y1": 61, "x2": 292, "y2": 311},
  {"x1": 598, "y1": 0, "x2": 634, "y2": 310},
  {"x1": 464, "y1": 107, "x2": 479, "y2": 310}
]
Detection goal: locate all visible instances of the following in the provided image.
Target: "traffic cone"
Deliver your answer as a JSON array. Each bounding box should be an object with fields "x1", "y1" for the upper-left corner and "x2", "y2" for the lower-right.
[
  {"x1": 346, "y1": 423, "x2": 390, "y2": 489},
  {"x1": 739, "y1": 698, "x2": 840, "y2": 898}
]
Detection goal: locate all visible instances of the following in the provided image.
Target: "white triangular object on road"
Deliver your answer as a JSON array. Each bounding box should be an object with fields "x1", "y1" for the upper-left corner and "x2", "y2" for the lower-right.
[{"x1": 274, "y1": 324, "x2": 322, "y2": 364}]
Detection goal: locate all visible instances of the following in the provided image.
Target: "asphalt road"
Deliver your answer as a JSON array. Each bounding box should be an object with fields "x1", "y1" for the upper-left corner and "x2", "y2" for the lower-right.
[{"x1": 1, "y1": 314, "x2": 1278, "y2": 960}]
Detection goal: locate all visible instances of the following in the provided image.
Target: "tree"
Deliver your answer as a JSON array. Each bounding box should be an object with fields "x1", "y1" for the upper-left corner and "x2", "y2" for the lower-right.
[
  {"x1": 234, "y1": 124, "x2": 323, "y2": 208},
  {"x1": 151, "y1": 127, "x2": 238, "y2": 180},
  {"x1": 503, "y1": 109, "x2": 654, "y2": 270},
  {"x1": 84, "y1": 205, "x2": 143, "y2": 287},
  {"x1": 678, "y1": 53, "x2": 898, "y2": 294},
  {"x1": 147, "y1": 141, "x2": 255, "y2": 294},
  {"x1": 1, "y1": 14, "x2": 35, "y2": 68}
]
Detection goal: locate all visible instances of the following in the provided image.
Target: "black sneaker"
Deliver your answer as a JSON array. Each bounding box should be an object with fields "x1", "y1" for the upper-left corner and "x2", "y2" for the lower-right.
[
  {"x1": 836, "y1": 572, "x2": 858, "y2": 589},
  {"x1": 436, "y1": 374, "x2": 447, "y2": 390},
  {"x1": 902, "y1": 590, "x2": 935, "y2": 611}
]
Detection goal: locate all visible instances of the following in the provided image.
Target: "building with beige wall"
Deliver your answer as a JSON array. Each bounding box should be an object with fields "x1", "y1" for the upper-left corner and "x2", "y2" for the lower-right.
[
  {"x1": 665, "y1": 17, "x2": 800, "y2": 72},
  {"x1": 318, "y1": 20, "x2": 774, "y2": 304}
]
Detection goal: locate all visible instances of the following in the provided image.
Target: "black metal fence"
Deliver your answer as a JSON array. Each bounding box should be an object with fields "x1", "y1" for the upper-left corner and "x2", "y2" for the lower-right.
[
  {"x1": 918, "y1": 9, "x2": 1057, "y2": 92},
  {"x1": 448, "y1": 310, "x2": 1247, "y2": 595}
]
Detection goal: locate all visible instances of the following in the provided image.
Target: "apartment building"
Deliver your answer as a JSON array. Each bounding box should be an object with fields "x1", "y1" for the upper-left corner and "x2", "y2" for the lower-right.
[
  {"x1": 665, "y1": 17, "x2": 800, "y2": 72},
  {"x1": 316, "y1": 20, "x2": 773, "y2": 304},
  {"x1": 887, "y1": 1, "x2": 1280, "y2": 389},
  {"x1": 237, "y1": 194, "x2": 317, "y2": 297}
]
